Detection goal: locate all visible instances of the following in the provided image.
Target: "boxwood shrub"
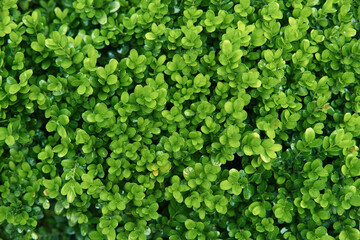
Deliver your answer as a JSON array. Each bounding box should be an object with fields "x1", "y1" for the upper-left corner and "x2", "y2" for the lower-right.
[{"x1": 1, "y1": 0, "x2": 360, "y2": 239}]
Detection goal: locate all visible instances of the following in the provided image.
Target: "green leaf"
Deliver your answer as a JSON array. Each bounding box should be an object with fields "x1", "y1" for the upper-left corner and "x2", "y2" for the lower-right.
[
  {"x1": 107, "y1": 75, "x2": 118, "y2": 85},
  {"x1": 224, "y1": 102, "x2": 233, "y2": 114},
  {"x1": 339, "y1": 228, "x2": 360, "y2": 240},
  {"x1": 185, "y1": 219, "x2": 195, "y2": 229},
  {"x1": 304, "y1": 128, "x2": 315, "y2": 143},
  {"x1": 318, "y1": 210, "x2": 330, "y2": 220},
  {"x1": 19, "y1": 69, "x2": 33, "y2": 83},
  {"x1": 76, "y1": 129, "x2": 90, "y2": 144},
  {"x1": 109, "y1": 1, "x2": 120, "y2": 13},
  {"x1": 271, "y1": 144, "x2": 282, "y2": 152},
  {"x1": 252, "y1": 205, "x2": 262, "y2": 215},
  {"x1": 349, "y1": 194, "x2": 360, "y2": 207},
  {"x1": 185, "y1": 229, "x2": 197, "y2": 239},
  {"x1": 73, "y1": 52, "x2": 84, "y2": 64},
  {"x1": 222, "y1": 40, "x2": 232, "y2": 56},
  {"x1": 232, "y1": 184, "x2": 242, "y2": 195},
  {"x1": 145, "y1": 32, "x2": 157, "y2": 40},
  {"x1": 31, "y1": 42, "x2": 44, "y2": 52},
  {"x1": 45, "y1": 39, "x2": 58, "y2": 49},
  {"x1": 9, "y1": 84, "x2": 21, "y2": 94},
  {"x1": 107, "y1": 59, "x2": 118, "y2": 74},
  {"x1": 97, "y1": 67, "x2": 107, "y2": 79},
  {"x1": 194, "y1": 74, "x2": 207, "y2": 87},
  {"x1": 5, "y1": 135, "x2": 15, "y2": 146},
  {"x1": 46, "y1": 120, "x2": 57, "y2": 132},
  {"x1": 58, "y1": 115, "x2": 69, "y2": 125},
  {"x1": 77, "y1": 85, "x2": 86, "y2": 95},
  {"x1": 60, "y1": 59, "x2": 72, "y2": 69},
  {"x1": 61, "y1": 181, "x2": 77, "y2": 203},
  {"x1": 251, "y1": 29, "x2": 266, "y2": 47},
  {"x1": 89, "y1": 231, "x2": 103, "y2": 240},
  {"x1": 0, "y1": 128, "x2": 7, "y2": 140},
  {"x1": 220, "y1": 180, "x2": 232, "y2": 190},
  {"x1": 0, "y1": 206, "x2": 8, "y2": 223},
  {"x1": 243, "y1": 184, "x2": 254, "y2": 200},
  {"x1": 54, "y1": 201, "x2": 64, "y2": 215},
  {"x1": 96, "y1": 10, "x2": 107, "y2": 25},
  {"x1": 57, "y1": 125, "x2": 67, "y2": 138}
]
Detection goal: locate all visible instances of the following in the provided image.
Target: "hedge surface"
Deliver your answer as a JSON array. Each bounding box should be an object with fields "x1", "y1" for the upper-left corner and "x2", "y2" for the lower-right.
[{"x1": 1, "y1": 0, "x2": 360, "y2": 239}]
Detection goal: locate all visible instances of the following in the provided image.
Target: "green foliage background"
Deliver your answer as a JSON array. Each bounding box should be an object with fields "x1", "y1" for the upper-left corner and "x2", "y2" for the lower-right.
[{"x1": 1, "y1": 0, "x2": 360, "y2": 239}]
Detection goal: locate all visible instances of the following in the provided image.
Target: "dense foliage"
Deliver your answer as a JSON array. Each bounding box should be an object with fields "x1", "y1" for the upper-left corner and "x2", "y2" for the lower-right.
[{"x1": 1, "y1": 0, "x2": 360, "y2": 239}]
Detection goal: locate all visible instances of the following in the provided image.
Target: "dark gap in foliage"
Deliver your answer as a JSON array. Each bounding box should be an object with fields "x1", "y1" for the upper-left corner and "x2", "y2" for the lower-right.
[
  {"x1": 98, "y1": 44, "x2": 123, "y2": 65},
  {"x1": 322, "y1": 156, "x2": 336, "y2": 166},
  {"x1": 0, "y1": 229, "x2": 9, "y2": 240},
  {"x1": 324, "y1": 220, "x2": 335, "y2": 234},
  {"x1": 266, "y1": 172, "x2": 278, "y2": 187},
  {"x1": 165, "y1": 101, "x2": 173, "y2": 111},
  {"x1": 222, "y1": 153, "x2": 243, "y2": 171},
  {"x1": 158, "y1": 199, "x2": 170, "y2": 217},
  {"x1": 36, "y1": 212, "x2": 73, "y2": 240}
]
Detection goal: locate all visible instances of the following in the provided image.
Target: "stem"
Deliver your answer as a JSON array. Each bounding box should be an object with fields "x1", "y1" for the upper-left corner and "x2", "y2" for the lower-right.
[{"x1": 73, "y1": 159, "x2": 78, "y2": 179}]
